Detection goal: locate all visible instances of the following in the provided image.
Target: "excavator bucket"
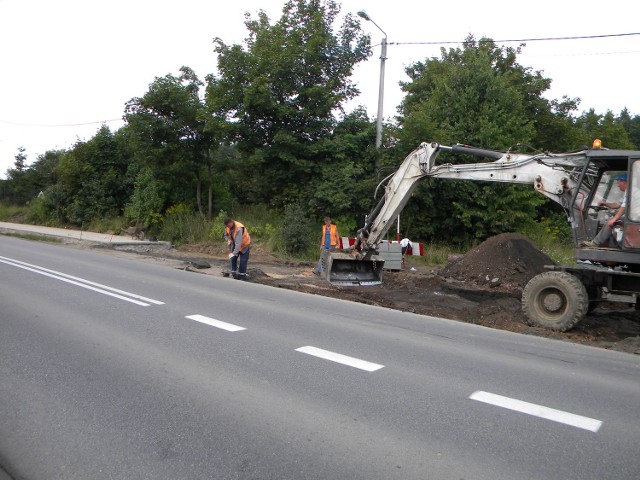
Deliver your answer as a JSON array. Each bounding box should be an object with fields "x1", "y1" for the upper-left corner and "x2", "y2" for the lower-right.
[{"x1": 325, "y1": 251, "x2": 385, "y2": 286}]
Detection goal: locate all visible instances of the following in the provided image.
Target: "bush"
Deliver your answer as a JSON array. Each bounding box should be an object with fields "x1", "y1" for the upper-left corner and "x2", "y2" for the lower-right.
[
  {"x1": 124, "y1": 167, "x2": 163, "y2": 227},
  {"x1": 25, "y1": 197, "x2": 50, "y2": 225},
  {"x1": 161, "y1": 204, "x2": 210, "y2": 244},
  {"x1": 279, "y1": 204, "x2": 313, "y2": 255},
  {"x1": 209, "y1": 210, "x2": 228, "y2": 242}
]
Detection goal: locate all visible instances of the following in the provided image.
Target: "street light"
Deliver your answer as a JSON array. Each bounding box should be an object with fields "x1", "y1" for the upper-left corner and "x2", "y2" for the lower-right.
[{"x1": 357, "y1": 10, "x2": 387, "y2": 154}]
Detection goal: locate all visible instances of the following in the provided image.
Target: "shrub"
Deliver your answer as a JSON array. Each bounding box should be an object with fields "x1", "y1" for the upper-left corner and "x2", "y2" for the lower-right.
[
  {"x1": 279, "y1": 204, "x2": 313, "y2": 255},
  {"x1": 209, "y1": 210, "x2": 228, "y2": 242},
  {"x1": 161, "y1": 204, "x2": 209, "y2": 244}
]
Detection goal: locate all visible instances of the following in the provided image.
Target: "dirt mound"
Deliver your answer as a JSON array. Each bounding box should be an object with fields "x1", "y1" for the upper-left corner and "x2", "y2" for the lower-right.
[{"x1": 440, "y1": 233, "x2": 555, "y2": 293}]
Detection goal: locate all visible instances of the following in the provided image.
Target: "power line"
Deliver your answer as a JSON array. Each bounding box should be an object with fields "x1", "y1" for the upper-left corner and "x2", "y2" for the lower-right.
[
  {"x1": 391, "y1": 31, "x2": 640, "y2": 46},
  {"x1": 0, "y1": 118, "x2": 123, "y2": 128}
]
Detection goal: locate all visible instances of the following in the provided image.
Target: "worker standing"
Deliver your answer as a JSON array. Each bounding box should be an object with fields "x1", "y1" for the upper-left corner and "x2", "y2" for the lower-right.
[
  {"x1": 224, "y1": 217, "x2": 251, "y2": 280},
  {"x1": 315, "y1": 216, "x2": 340, "y2": 275}
]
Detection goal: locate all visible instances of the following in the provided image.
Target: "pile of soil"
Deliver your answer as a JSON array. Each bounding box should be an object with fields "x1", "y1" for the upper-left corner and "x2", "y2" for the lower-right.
[{"x1": 440, "y1": 233, "x2": 554, "y2": 293}]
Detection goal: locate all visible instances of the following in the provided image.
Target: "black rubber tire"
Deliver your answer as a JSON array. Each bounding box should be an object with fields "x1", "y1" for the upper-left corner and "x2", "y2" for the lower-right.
[{"x1": 522, "y1": 272, "x2": 589, "y2": 331}]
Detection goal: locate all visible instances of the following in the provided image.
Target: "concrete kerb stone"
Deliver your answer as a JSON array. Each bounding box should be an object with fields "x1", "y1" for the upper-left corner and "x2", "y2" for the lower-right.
[{"x1": 0, "y1": 222, "x2": 172, "y2": 253}]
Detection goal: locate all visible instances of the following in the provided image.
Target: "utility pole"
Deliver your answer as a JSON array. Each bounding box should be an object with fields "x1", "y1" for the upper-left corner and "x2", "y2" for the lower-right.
[{"x1": 357, "y1": 10, "x2": 387, "y2": 179}]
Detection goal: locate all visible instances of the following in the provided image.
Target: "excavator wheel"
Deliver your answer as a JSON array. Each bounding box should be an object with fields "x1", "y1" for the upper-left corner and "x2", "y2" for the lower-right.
[{"x1": 522, "y1": 271, "x2": 589, "y2": 332}]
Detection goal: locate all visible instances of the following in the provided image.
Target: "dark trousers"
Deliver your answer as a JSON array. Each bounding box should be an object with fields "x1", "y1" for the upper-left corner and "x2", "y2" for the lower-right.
[{"x1": 231, "y1": 248, "x2": 250, "y2": 280}]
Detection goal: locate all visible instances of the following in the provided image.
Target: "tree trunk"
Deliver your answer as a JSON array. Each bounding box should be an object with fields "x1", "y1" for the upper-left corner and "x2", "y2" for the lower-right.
[
  {"x1": 207, "y1": 163, "x2": 213, "y2": 221},
  {"x1": 196, "y1": 177, "x2": 204, "y2": 217}
]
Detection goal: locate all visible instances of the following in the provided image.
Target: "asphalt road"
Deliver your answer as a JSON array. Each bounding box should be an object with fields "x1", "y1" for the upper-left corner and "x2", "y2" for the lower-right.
[{"x1": 1, "y1": 235, "x2": 639, "y2": 480}]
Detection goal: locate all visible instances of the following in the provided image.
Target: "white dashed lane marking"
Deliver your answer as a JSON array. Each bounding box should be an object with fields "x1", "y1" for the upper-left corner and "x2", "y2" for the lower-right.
[
  {"x1": 470, "y1": 390, "x2": 603, "y2": 432},
  {"x1": 186, "y1": 314, "x2": 246, "y2": 332},
  {"x1": 295, "y1": 346, "x2": 384, "y2": 372}
]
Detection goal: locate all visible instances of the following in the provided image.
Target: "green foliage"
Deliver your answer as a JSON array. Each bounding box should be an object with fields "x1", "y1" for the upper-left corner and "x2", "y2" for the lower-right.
[
  {"x1": 86, "y1": 216, "x2": 127, "y2": 234},
  {"x1": 160, "y1": 204, "x2": 210, "y2": 244},
  {"x1": 394, "y1": 36, "x2": 575, "y2": 243},
  {"x1": 210, "y1": 210, "x2": 229, "y2": 241},
  {"x1": 25, "y1": 196, "x2": 49, "y2": 225},
  {"x1": 206, "y1": 0, "x2": 371, "y2": 207},
  {"x1": 0, "y1": 202, "x2": 28, "y2": 221},
  {"x1": 1, "y1": 148, "x2": 64, "y2": 207},
  {"x1": 124, "y1": 167, "x2": 163, "y2": 226},
  {"x1": 330, "y1": 214, "x2": 357, "y2": 238},
  {"x1": 307, "y1": 108, "x2": 377, "y2": 225},
  {"x1": 519, "y1": 215, "x2": 574, "y2": 265},
  {"x1": 124, "y1": 67, "x2": 217, "y2": 217},
  {"x1": 400, "y1": 36, "x2": 536, "y2": 148},
  {"x1": 54, "y1": 126, "x2": 131, "y2": 225},
  {"x1": 210, "y1": 205, "x2": 284, "y2": 250},
  {"x1": 574, "y1": 109, "x2": 635, "y2": 149},
  {"x1": 422, "y1": 242, "x2": 466, "y2": 266},
  {"x1": 279, "y1": 203, "x2": 314, "y2": 254}
]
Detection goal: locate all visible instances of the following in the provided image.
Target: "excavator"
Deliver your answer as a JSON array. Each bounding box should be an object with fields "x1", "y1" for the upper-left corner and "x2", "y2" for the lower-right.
[{"x1": 325, "y1": 140, "x2": 640, "y2": 331}]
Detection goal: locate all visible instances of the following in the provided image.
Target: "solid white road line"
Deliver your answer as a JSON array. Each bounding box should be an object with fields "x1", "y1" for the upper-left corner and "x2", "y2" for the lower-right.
[
  {"x1": 469, "y1": 390, "x2": 603, "y2": 432},
  {"x1": 0, "y1": 257, "x2": 157, "y2": 306},
  {"x1": 0, "y1": 255, "x2": 164, "y2": 305},
  {"x1": 295, "y1": 346, "x2": 384, "y2": 372},
  {"x1": 186, "y1": 315, "x2": 246, "y2": 332}
]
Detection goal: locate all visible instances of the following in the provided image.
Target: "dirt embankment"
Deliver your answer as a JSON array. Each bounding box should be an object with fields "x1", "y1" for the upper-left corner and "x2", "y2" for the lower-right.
[{"x1": 164, "y1": 233, "x2": 640, "y2": 354}]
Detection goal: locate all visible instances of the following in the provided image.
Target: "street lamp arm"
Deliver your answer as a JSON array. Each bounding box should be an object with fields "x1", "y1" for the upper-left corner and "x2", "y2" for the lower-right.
[{"x1": 357, "y1": 10, "x2": 387, "y2": 39}]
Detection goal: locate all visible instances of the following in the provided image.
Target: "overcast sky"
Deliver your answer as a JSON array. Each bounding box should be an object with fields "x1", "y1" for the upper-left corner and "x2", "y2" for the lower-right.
[{"x1": 1, "y1": 0, "x2": 639, "y2": 179}]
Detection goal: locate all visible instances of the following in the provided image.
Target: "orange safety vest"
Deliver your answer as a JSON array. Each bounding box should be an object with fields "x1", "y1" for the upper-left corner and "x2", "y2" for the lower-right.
[
  {"x1": 321, "y1": 224, "x2": 339, "y2": 248},
  {"x1": 226, "y1": 221, "x2": 251, "y2": 252}
]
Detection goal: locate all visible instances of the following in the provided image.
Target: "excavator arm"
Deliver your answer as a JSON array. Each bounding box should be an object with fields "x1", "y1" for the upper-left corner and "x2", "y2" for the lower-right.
[{"x1": 327, "y1": 141, "x2": 590, "y2": 286}]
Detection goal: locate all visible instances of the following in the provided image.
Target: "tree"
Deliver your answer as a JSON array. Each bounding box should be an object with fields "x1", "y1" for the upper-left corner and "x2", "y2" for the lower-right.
[
  {"x1": 2, "y1": 148, "x2": 29, "y2": 204},
  {"x1": 309, "y1": 107, "x2": 377, "y2": 225},
  {"x1": 395, "y1": 37, "x2": 561, "y2": 242},
  {"x1": 13, "y1": 147, "x2": 27, "y2": 172},
  {"x1": 574, "y1": 109, "x2": 635, "y2": 150},
  {"x1": 125, "y1": 67, "x2": 216, "y2": 217},
  {"x1": 618, "y1": 109, "x2": 640, "y2": 148},
  {"x1": 54, "y1": 125, "x2": 131, "y2": 225},
  {"x1": 205, "y1": 0, "x2": 371, "y2": 207}
]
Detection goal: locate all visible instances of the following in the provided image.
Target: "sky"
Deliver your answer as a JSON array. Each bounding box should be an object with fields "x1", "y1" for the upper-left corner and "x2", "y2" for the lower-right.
[{"x1": 1, "y1": 0, "x2": 639, "y2": 179}]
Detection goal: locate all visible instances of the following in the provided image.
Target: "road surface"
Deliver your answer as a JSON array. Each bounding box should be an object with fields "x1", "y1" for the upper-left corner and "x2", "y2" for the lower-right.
[{"x1": 1, "y1": 235, "x2": 639, "y2": 479}]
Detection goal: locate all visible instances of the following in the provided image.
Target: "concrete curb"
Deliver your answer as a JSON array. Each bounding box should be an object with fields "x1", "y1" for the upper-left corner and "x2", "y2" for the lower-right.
[{"x1": 0, "y1": 222, "x2": 172, "y2": 253}]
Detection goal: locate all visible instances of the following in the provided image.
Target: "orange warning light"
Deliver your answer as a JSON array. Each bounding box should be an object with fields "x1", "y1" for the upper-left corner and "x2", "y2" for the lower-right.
[{"x1": 592, "y1": 138, "x2": 602, "y2": 149}]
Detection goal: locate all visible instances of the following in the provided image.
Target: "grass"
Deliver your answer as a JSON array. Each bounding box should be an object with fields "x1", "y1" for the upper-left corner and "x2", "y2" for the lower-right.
[
  {"x1": 520, "y1": 221, "x2": 575, "y2": 265},
  {"x1": 0, "y1": 203, "x2": 29, "y2": 222}
]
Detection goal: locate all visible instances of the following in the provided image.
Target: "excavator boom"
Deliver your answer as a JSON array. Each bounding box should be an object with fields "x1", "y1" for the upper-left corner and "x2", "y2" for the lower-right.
[{"x1": 327, "y1": 141, "x2": 588, "y2": 286}]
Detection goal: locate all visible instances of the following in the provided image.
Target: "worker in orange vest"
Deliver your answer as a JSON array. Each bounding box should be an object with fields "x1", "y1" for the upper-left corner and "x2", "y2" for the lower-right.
[
  {"x1": 315, "y1": 216, "x2": 339, "y2": 275},
  {"x1": 224, "y1": 217, "x2": 251, "y2": 280}
]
